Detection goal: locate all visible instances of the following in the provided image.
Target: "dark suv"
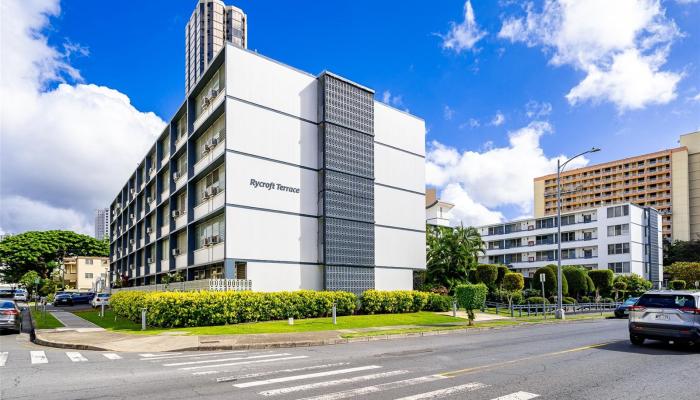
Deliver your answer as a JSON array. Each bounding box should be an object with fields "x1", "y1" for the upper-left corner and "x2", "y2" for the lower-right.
[{"x1": 629, "y1": 291, "x2": 700, "y2": 346}]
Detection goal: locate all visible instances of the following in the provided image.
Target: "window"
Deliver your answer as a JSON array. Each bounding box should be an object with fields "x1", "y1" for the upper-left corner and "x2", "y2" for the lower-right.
[
  {"x1": 607, "y1": 205, "x2": 629, "y2": 218},
  {"x1": 195, "y1": 214, "x2": 225, "y2": 249},
  {"x1": 176, "y1": 114, "x2": 187, "y2": 142},
  {"x1": 235, "y1": 262, "x2": 247, "y2": 279},
  {"x1": 195, "y1": 114, "x2": 225, "y2": 161},
  {"x1": 607, "y1": 224, "x2": 629, "y2": 237},
  {"x1": 536, "y1": 218, "x2": 555, "y2": 229},
  {"x1": 561, "y1": 249, "x2": 576, "y2": 259},
  {"x1": 175, "y1": 155, "x2": 187, "y2": 177},
  {"x1": 85, "y1": 273, "x2": 93, "y2": 279},
  {"x1": 176, "y1": 192, "x2": 187, "y2": 213},
  {"x1": 160, "y1": 135, "x2": 170, "y2": 159},
  {"x1": 196, "y1": 165, "x2": 224, "y2": 204},
  {"x1": 560, "y1": 215, "x2": 576, "y2": 226},
  {"x1": 84, "y1": 259, "x2": 94, "y2": 265},
  {"x1": 608, "y1": 262, "x2": 630, "y2": 273},
  {"x1": 608, "y1": 243, "x2": 630, "y2": 255},
  {"x1": 561, "y1": 232, "x2": 576, "y2": 242},
  {"x1": 488, "y1": 226, "x2": 504, "y2": 235}
]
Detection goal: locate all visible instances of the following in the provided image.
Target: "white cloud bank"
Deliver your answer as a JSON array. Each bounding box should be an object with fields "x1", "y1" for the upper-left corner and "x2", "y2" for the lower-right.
[
  {"x1": 426, "y1": 121, "x2": 589, "y2": 227},
  {"x1": 441, "y1": 0, "x2": 487, "y2": 53},
  {"x1": 0, "y1": 0, "x2": 166, "y2": 234},
  {"x1": 498, "y1": 0, "x2": 683, "y2": 111}
]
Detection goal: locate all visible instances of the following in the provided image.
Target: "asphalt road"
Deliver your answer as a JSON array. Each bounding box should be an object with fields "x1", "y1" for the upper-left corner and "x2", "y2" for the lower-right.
[{"x1": 1, "y1": 318, "x2": 698, "y2": 400}]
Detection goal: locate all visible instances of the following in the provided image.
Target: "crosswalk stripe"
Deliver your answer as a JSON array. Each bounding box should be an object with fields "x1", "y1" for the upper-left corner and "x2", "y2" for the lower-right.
[
  {"x1": 30, "y1": 351, "x2": 48, "y2": 364},
  {"x1": 490, "y1": 392, "x2": 539, "y2": 400},
  {"x1": 259, "y1": 370, "x2": 409, "y2": 396},
  {"x1": 103, "y1": 353, "x2": 122, "y2": 360},
  {"x1": 66, "y1": 352, "x2": 88, "y2": 362},
  {"x1": 235, "y1": 365, "x2": 383, "y2": 389},
  {"x1": 140, "y1": 352, "x2": 182, "y2": 357},
  {"x1": 0, "y1": 352, "x2": 8, "y2": 367},
  {"x1": 180, "y1": 355, "x2": 308, "y2": 371},
  {"x1": 393, "y1": 382, "x2": 489, "y2": 400},
  {"x1": 296, "y1": 375, "x2": 448, "y2": 400},
  {"x1": 164, "y1": 353, "x2": 290, "y2": 367},
  {"x1": 214, "y1": 362, "x2": 351, "y2": 381},
  {"x1": 140, "y1": 350, "x2": 248, "y2": 361}
]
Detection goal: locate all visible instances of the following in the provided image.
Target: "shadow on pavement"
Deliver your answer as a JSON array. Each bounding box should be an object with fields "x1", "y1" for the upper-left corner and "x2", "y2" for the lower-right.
[{"x1": 596, "y1": 339, "x2": 699, "y2": 355}]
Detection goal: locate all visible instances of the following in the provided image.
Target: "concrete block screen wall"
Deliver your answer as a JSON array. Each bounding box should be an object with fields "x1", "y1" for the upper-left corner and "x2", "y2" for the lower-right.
[{"x1": 109, "y1": 44, "x2": 426, "y2": 293}]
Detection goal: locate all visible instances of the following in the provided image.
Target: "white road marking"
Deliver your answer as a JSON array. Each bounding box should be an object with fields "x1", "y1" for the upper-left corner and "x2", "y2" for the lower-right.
[
  {"x1": 30, "y1": 351, "x2": 48, "y2": 364},
  {"x1": 214, "y1": 362, "x2": 351, "y2": 381},
  {"x1": 66, "y1": 352, "x2": 88, "y2": 362},
  {"x1": 296, "y1": 375, "x2": 448, "y2": 400},
  {"x1": 140, "y1": 350, "x2": 248, "y2": 361},
  {"x1": 235, "y1": 365, "x2": 383, "y2": 388},
  {"x1": 164, "y1": 353, "x2": 290, "y2": 367},
  {"x1": 180, "y1": 355, "x2": 309, "y2": 371},
  {"x1": 0, "y1": 352, "x2": 8, "y2": 367},
  {"x1": 103, "y1": 353, "x2": 122, "y2": 360},
  {"x1": 139, "y1": 352, "x2": 181, "y2": 357},
  {"x1": 193, "y1": 370, "x2": 221, "y2": 376},
  {"x1": 260, "y1": 370, "x2": 409, "y2": 396},
  {"x1": 490, "y1": 392, "x2": 539, "y2": 400},
  {"x1": 393, "y1": 382, "x2": 489, "y2": 400}
]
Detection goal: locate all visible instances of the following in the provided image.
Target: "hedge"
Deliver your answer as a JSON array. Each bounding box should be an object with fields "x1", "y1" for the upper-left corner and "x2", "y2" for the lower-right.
[
  {"x1": 360, "y1": 290, "x2": 429, "y2": 314},
  {"x1": 425, "y1": 293, "x2": 452, "y2": 312},
  {"x1": 110, "y1": 290, "x2": 357, "y2": 328},
  {"x1": 669, "y1": 280, "x2": 686, "y2": 290},
  {"x1": 526, "y1": 296, "x2": 549, "y2": 304}
]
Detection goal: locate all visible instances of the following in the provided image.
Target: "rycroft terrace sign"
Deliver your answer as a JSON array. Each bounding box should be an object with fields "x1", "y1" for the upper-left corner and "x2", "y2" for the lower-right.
[{"x1": 249, "y1": 178, "x2": 300, "y2": 194}]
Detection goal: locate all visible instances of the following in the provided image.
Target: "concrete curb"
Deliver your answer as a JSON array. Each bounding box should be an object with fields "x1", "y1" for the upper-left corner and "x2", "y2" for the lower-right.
[{"x1": 30, "y1": 316, "x2": 612, "y2": 352}]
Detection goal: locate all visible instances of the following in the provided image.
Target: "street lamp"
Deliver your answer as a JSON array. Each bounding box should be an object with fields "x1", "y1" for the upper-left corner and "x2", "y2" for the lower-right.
[{"x1": 555, "y1": 147, "x2": 601, "y2": 320}]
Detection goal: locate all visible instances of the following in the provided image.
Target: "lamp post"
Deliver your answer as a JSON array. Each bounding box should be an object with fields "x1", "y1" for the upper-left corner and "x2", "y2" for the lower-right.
[{"x1": 555, "y1": 147, "x2": 601, "y2": 320}]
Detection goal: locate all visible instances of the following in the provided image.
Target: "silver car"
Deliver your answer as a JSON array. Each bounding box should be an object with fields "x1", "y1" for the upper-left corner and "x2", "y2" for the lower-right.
[
  {"x1": 0, "y1": 300, "x2": 22, "y2": 333},
  {"x1": 629, "y1": 290, "x2": 700, "y2": 346}
]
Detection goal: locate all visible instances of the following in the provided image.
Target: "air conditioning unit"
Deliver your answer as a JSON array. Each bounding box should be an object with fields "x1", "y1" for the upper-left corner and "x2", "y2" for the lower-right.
[
  {"x1": 147, "y1": 258, "x2": 153, "y2": 264},
  {"x1": 172, "y1": 210, "x2": 181, "y2": 218},
  {"x1": 210, "y1": 135, "x2": 220, "y2": 146},
  {"x1": 173, "y1": 171, "x2": 180, "y2": 180},
  {"x1": 129, "y1": 214, "x2": 135, "y2": 220},
  {"x1": 204, "y1": 237, "x2": 211, "y2": 246},
  {"x1": 210, "y1": 186, "x2": 220, "y2": 196},
  {"x1": 129, "y1": 239, "x2": 135, "y2": 245},
  {"x1": 129, "y1": 264, "x2": 134, "y2": 270},
  {"x1": 210, "y1": 88, "x2": 218, "y2": 98},
  {"x1": 201, "y1": 96, "x2": 211, "y2": 110},
  {"x1": 130, "y1": 188, "x2": 135, "y2": 195},
  {"x1": 202, "y1": 188, "x2": 211, "y2": 199},
  {"x1": 146, "y1": 227, "x2": 152, "y2": 234},
  {"x1": 172, "y1": 248, "x2": 180, "y2": 256},
  {"x1": 210, "y1": 235, "x2": 221, "y2": 244},
  {"x1": 146, "y1": 196, "x2": 153, "y2": 203}
]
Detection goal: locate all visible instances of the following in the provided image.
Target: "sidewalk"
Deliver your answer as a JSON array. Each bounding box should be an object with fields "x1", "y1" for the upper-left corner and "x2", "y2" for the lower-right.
[{"x1": 49, "y1": 311, "x2": 103, "y2": 330}]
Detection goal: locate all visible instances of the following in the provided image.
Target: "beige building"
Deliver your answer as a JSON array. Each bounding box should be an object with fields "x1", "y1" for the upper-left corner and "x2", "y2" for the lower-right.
[
  {"x1": 534, "y1": 131, "x2": 700, "y2": 243},
  {"x1": 185, "y1": 0, "x2": 247, "y2": 94},
  {"x1": 425, "y1": 188, "x2": 454, "y2": 227},
  {"x1": 63, "y1": 256, "x2": 109, "y2": 292}
]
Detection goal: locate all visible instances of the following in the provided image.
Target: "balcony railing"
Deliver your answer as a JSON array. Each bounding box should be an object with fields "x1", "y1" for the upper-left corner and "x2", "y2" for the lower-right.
[{"x1": 110, "y1": 278, "x2": 252, "y2": 293}]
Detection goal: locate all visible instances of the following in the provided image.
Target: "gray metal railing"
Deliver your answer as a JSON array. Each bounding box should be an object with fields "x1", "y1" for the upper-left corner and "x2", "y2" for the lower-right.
[{"x1": 483, "y1": 301, "x2": 622, "y2": 318}]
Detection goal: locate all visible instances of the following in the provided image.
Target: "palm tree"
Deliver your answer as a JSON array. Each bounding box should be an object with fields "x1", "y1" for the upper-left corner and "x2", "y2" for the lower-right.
[{"x1": 426, "y1": 224, "x2": 485, "y2": 292}]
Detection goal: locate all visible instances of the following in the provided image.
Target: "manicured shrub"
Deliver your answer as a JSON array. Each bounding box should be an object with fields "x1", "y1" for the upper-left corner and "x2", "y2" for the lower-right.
[
  {"x1": 467, "y1": 269, "x2": 478, "y2": 284},
  {"x1": 533, "y1": 267, "x2": 557, "y2": 297},
  {"x1": 522, "y1": 288, "x2": 541, "y2": 299},
  {"x1": 563, "y1": 297, "x2": 577, "y2": 304},
  {"x1": 588, "y1": 270, "x2": 613, "y2": 300},
  {"x1": 580, "y1": 296, "x2": 591, "y2": 303},
  {"x1": 455, "y1": 283, "x2": 488, "y2": 325},
  {"x1": 544, "y1": 264, "x2": 568, "y2": 295},
  {"x1": 669, "y1": 280, "x2": 686, "y2": 290},
  {"x1": 476, "y1": 264, "x2": 498, "y2": 287},
  {"x1": 425, "y1": 293, "x2": 452, "y2": 312},
  {"x1": 526, "y1": 296, "x2": 549, "y2": 304},
  {"x1": 563, "y1": 266, "x2": 589, "y2": 299},
  {"x1": 495, "y1": 265, "x2": 510, "y2": 287},
  {"x1": 489, "y1": 289, "x2": 524, "y2": 305},
  {"x1": 360, "y1": 290, "x2": 429, "y2": 314},
  {"x1": 110, "y1": 290, "x2": 357, "y2": 328},
  {"x1": 601, "y1": 297, "x2": 614, "y2": 304}
]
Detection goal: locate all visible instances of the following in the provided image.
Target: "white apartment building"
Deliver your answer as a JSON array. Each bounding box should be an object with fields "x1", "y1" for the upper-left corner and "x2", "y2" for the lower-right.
[
  {"x1": 425, "y1": 188, "x2": 454, "y2": 227},
  {"x1": 109, "y1": 43, "x2": 426, "y2": 294},
  {"x1": 477, "y1": 203, "x2": 663, "y2": 288},
  {"x1": 94, "y1": 208, "x2": 109, "y2": 240}
]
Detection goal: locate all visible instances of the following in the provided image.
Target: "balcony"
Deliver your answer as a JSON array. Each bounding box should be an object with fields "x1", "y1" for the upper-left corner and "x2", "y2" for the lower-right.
[
  {"x1": 161, "y1": 190, "x2": 169, "y2": 202},
  {"x1": 174, "y1": 135, "x2": 186, "y2": 151},
  {"x1": 160, "y1": 156, "x2": 169, "y2": 168},
  {"x1": 148, "y1": 198, "x2": 156, "y2": 212},
  {"x1": 139, "y1": 238, "x2": 145, "y2": 248},
  {"x1": 175, "y1": 253, "x2": 187, "y2": 268},
  {"x1": 194, "y1": 242, "x2": 225, "y2": 265},
  {"x1": 193, "y1": 189, "x2": 225, "y2": 220},
  {"x1": 148, "y1": 231, "x2": 156, "y2": 244},
  {"x1": 193, "y1": 89, "x2": 225, "y2": 132},
  {"x1": 174, "y1": 210, "x2": 187, "y2": 230},
  {"x1": 174, "y1": 172, "x2": 186, "y2": 190},
  {"x1": 194, "y1": 137, "x2": 225, "y2": 176},
  {"x1": 160, "y1": 258, "x2": 170, "y2": 271},
  {"x1": 149, "y1": 167, "x2": 157, "y2": 180}
]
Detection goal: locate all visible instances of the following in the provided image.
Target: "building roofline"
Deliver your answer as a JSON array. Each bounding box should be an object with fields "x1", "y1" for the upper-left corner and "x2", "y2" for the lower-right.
[{"x1": 534, "y1": 146, "x2": 688, "y2": 181}]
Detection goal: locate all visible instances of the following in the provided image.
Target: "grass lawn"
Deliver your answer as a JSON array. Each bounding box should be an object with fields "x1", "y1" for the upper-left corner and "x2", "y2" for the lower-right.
[
  {"x1": 33, "y1": 310, "x2": 64, "y2": 329},
  {"x1": 72, "y1": 310, "x2": 465, "y2": 335}
]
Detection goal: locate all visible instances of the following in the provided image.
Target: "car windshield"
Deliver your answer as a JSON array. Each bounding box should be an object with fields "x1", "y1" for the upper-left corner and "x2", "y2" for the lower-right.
[
  {"x1": 0, "y1": 301, "x2": 16, "y2": 308},
  {"x1": 624, "y1": 298, "x2": 638, "y2": 305},
  {"x1": 637, "y1": 294, "x2": 696, "y2": 309},
  {"x1": 98, "y1": 294, "x2": 109, "y2": 298}
]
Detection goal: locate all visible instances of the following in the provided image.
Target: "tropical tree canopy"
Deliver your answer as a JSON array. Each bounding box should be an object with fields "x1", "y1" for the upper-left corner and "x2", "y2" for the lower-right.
[
  {"x1": 0, "y1": 230, "x2": 108, "y2": 282},
  {"x1": 664, "y1": 240, "x2": 700, "y2": 265},
  {"x1": 665, "y1": 262, "x2": 700, "y2": 287},
  {"x1": 426, "y1": 224, "x2": 485, "y2": 292}
]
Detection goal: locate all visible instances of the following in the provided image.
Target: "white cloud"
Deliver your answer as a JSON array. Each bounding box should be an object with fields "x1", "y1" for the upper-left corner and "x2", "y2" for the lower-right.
[
  {"x1": 0, "y1": 0, "x2": 166, "y2": 235},
  {"x1": 426, "y1": 121, "x2": 589, "y2": 227},
  {"x1": 498, "y1": 0, "x2": 682, "y2": 111},
  {"x1": 490, "y1": 111, "x2": 505, "y2": 126},
  {"x1": 691, "y1": 92, "x2": 700, "y2": 102},
  {"x1": 459, "y1": 118, "x2": 480, "y2": 130},
  {"x1": 441, "y1": 0, "x2": 487, "y2": 53},
  {"x1": 525, "y1": 100, "x2": 553, "y2": 118},
  {"x1": 443, "y1": 105, "x2": 455, "y2": 120},
  {"x1": 381, "y1": 90, "x2": 404, "y2": 107}
]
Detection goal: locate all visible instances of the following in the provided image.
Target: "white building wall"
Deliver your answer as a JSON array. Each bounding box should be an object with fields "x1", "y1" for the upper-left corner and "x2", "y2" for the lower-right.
[
  {"x1": 375, "y1": 267, "x2": 413, "y2": 291},
  {"x1": 247, "y1": 262, "x2": 323, "y2": 292}
]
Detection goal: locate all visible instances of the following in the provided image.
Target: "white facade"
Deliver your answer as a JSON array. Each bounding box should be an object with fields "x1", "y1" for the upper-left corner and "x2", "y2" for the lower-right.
[
  {"x1": 110, "y1": 44, "x2": 426, "y2": 293},
  {"x1": 477, "y1": 203, "x2": 663, "y2": 287},
  {"x1": 425, "y1": 188, "x2": 454, "y2": 227},
  {"x1": 94, "y1": 208, "x2": 109, "y2": 240}
]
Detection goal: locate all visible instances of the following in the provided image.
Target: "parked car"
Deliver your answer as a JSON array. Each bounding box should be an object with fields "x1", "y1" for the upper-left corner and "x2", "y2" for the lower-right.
[
  {"x1": 91, "y1": 293, "x2": 110, "y2": 308},
  {"x1": 629, "y1": 290, "x2": 700, "y2": 346},
  {"x1": 614, "y1": 297, "x2": 639, "y2": 318},
  {"x1": 0, "y1": 300, "x2": 22, "y2": 333},
  {"x1": 70, "y1": 292, "x2": 95, "y2": 304},
  {"x1": 0, "y1": 289, "x2": 14, "y2": 299},
  {"x1": 53, "y1": 293, "x2": 74, "y2": 306}
]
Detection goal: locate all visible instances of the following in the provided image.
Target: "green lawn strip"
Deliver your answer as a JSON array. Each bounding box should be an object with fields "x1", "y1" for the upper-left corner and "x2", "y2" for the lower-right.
[
  {"x1": 32, "y1": 310, "x2": 64, "y2": 329},
  {"x1": 72, "y1": 310, "x2": 465, "y2": 335},
  {"x1": 340, "y1": 313, "x2": 614, "y2": 339}
]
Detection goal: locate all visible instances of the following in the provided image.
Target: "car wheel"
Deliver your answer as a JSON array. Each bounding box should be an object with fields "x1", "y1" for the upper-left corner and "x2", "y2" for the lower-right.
[{"x1": 630, "y1": 334, "x2": 645, "y2": 346}]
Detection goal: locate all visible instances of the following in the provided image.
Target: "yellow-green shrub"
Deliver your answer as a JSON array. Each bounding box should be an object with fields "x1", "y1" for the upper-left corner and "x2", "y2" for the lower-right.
[{"x1": 360, "y1": 290, "x2": 430, "y2": 314}]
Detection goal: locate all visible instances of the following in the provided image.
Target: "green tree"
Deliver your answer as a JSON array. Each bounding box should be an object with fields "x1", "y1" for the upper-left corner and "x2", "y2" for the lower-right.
[
  {"x1": 426, "y1": 225, "x2": 485, "y2": 292},
  {"x1": 665, "y1": 262, "x2": 700, "y2": 288},
  {"x1": 669, "y1": 280, "x2": 686, "y2": 290},
  {"x1": 664, "y1": 240, "x2": 700, "y2": 265},
  {"x1": 502, "y1": 272, "x2": 525, "y2": 309},
  {"x1": 533, "y1": 267, "x2": 557, "y2": 297},
  {"x1": 612, "y1": 281, "x2": 627, "y2": 301},
  {"x1": 495, "y1": 265, "x2": 509, "y2": 288},
  {"x1": 0, "y1": 231, "x2": 108, "y2": 282},
  {"x1": 19, "y1": 271, "x2": 41, "y2": 297},
  {"x1": 455, "y1": 283, "x2": 488, "y2": 326},
  {"x1": 563, "y1": 266, "x2": 588, "y2": 299},
  {"x1": 613, "y1": 274, "x2": 652, "y2": 297},
  {"x1": 585, "y1": 274, "x2": 596, "y2": 295},
  {"x1": 544, "y1": 264, "x2": 568, "y2": 296},
  {"x1": 475, "y1": 264, "x2": 498, "y2": 288},
  {"x1": 588, "y1": 270, "x2": 614, "y2": 302}
]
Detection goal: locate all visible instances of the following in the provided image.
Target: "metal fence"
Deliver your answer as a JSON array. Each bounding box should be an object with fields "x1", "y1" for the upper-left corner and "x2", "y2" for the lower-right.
[
  {"x1": 483, "y1": 301, "x2": 622, "y2": 318},
  {"x1": 109, "y1": 279, "x2": 252, "y2": 294}
]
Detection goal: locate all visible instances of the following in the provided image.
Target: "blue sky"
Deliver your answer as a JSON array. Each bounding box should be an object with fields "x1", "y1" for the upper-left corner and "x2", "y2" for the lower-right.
[{"x1": 1, "y1": 0, "x2": 700, "y2": 233}]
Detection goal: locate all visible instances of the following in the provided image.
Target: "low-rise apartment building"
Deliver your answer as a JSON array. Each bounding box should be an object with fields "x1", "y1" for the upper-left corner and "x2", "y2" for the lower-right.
[
  {"x1": 425, "y1": 188, "x2": 454, "y2": 227},
  {"x1": 63, "y1": 256, "x2": 109, "y2": 291},
  {"x1": 477, "y1": 203, "x2": 663, "y2": 288}
]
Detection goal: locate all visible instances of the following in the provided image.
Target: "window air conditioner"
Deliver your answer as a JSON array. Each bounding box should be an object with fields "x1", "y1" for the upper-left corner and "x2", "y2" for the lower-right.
[
  {"x1": 172, "y1": 210, "x2": 181, "y2": 218},
  {"x1": 210, "y1": 235, "x2": 221, "y2": 244},
  {"x1": 129, "y1": 264, "x2": 134, "y2": 270},
  {"x1": 147, "y1": 258, "x2": 153, "y2": 264},
  {"x1": 204, "y1": 237, "x2": 211, "y2": 246},
  {"x1": 173, "y1": 171, "x2": 180, "y2": 180},
  {"x1": 202, "y1": 188, "x2": 211, "y2": 199},
  {"x1": 210, "y1": 89, "x2": 218, "y2": 97},
  {"x1": 130, "y1": 188, "x2": 135, "y2": 195},
  {"x1": 172, "y1": 248, "x2": 180, "y2": 256},
  {"x1": 129, "y1": 239, "x2": 134, "y2": 245},
  {"x1": 149, "y1": 167, "x2": 155, "y2": 174},
  {"x1": 146, "y1": 227, "x2": 152, "y2": 234},
  {"x1": 129, "y1": 214, "x2": 134, "y2": 220},
  {"x1": 146, "y1": 196, "x2": 152, "y2": 203}
]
